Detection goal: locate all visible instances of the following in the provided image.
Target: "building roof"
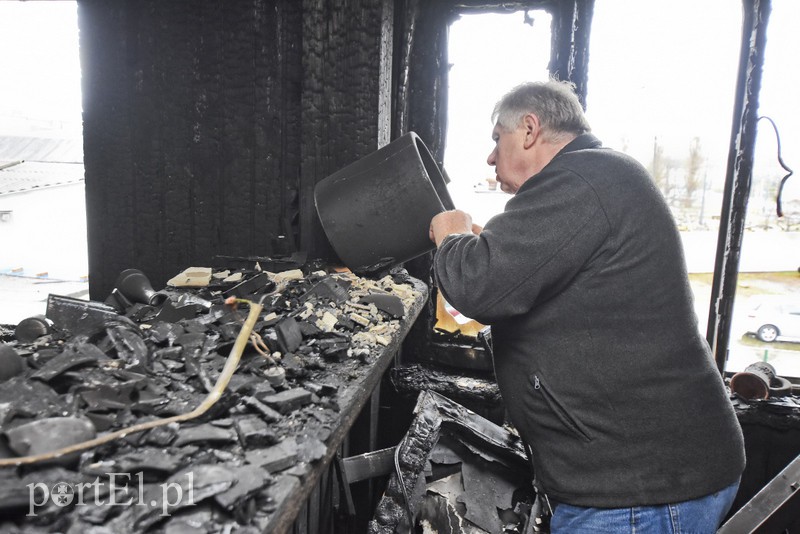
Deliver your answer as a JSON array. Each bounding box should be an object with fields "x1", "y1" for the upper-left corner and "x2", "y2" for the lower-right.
[
  {"x1": 0, "y1": 160, "x2": 84, "y2": 196},
  {"x1": 0, "y1": 135, "x2": 83, "y2": 164}
]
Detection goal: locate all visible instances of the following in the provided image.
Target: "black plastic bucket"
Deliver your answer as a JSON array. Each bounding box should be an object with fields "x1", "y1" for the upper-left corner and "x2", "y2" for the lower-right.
[{"x1": 314, "y1": 132, "x2": 455, "y2": 272}]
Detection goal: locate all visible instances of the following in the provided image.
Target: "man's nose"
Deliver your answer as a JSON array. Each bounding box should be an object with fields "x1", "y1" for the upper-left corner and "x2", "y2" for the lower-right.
[{"x1": 487, "y1": 148, "x2": 496, "y2": 166}]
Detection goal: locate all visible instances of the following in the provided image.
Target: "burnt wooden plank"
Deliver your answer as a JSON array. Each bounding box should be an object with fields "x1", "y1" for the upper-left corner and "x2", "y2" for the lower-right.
[
  {"x1": 308, "y1": 479, "x2": 321, "y2": 534},
  {"x1": 299, "y1": 0, "x2": 394, "y2": 262},
  {"x1": 218, "y1": 4, "x2": 257, "y2": 259},
  {"x1": 279, "y1": 2, "x2": 305, "y2": 254},
  {"x1": 128, "y1": 1, "x2": 168, "y2": 285},
  {"x1": 80, "y1": 0, "x2": 137, "y2": 298},
  {"x1": 161, "y1": 1, "x2": 198, "y2": 277},
  {"x1": 185, "y1": 1, "x2": 226, "y2": 268}
]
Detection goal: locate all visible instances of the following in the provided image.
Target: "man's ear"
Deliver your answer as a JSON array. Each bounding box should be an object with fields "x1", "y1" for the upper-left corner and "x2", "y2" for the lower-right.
[{"x1": 522, "y1": 113, "x2": 541, "y2": 149}]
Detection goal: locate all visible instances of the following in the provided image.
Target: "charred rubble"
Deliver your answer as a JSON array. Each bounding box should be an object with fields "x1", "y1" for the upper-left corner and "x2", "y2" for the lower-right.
[
  {"x1": 0, "y1": 264, "x2": 424, "y2": 533},
  {"x1": 369, "y1": 390, "x2": 541, "y2": 534}
]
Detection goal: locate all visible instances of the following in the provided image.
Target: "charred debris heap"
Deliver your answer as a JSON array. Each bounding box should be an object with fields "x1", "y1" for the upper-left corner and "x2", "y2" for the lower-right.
[{"x1": 0, "y1": 263, "x2": 423, "y2": 533}]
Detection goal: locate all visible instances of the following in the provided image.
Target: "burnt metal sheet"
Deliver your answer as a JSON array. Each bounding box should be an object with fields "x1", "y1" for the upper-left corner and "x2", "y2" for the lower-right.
[{"x1": 369, "y1": 390, "x2": 541, "y2": 533}]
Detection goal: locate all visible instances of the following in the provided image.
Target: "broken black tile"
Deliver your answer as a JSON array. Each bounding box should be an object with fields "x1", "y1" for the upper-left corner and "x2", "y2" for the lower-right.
[
  {"x1": 235, "y1": 416, "x2": 279, "y2": 448},
  {"x1": 336, "y1": 315, "x2": 356, "y2": 331},
  {"x1": 30, "y1": 346, "x2": 101, "y2": 382},
  {"x1": 302, "y1": 381, "x2": 338, "y2": 398},
  {"x1": 111, "y1": 447, "x2": 193, "y2": 479},
  {"x1": 275, "y1": 317, "x2": 303, "y2": 353},
  {"x1": 154, "y1": 301, "x2": 205, "y2": 323},
  {"x1": 296, "y1": 320, "x2": 322, "y2": 337},
  {"x1": 173, "y1": 423, "x2": 237, "y2": 447},
  {"x1": 315, "y1": 335, "x2": 350, "y2": 362},
  {"x1": 143, "y1": 423, "x2": 179, "y2": 447},
  {"x1": 218, "y1": 322, "x2": 242, "y2": 341},
  {"x1": 126, "y1": 303, "x2": 160, "y2": 323},
  {"x1": 225, "y1": 373, "x2": 263, "y2": 395},
  {"x1": 175, "y1": 293, "x2": 213, "y2": 310},
  {"x1": 239, "y1": 396, "x2": 282, "y2": 424},
  {"x1": 182, "y1": 350, "x2": 213, "y2": 393},
  {"x1": 259, "y1": 387, "x2": 312, "y2": 415},
  {"x1": 295, "y1": 435, "x2": 327, "y2": 463},
  {"x1": 79, "y1": 388, "x2": 130, "y2": 411},
  {"x1": 46, "y1": 294, "x2": 120, "y2": 336},
  {"x1": 238, "y1": 354, "x2": 272, "y2": 375},
  {"x1": 245, "y1": 438, "x2": 299, "y2": 472},
  {"x1": 103, "y1": 324, "x2": 149, "y2": 364},
  {"x1": 0, "y1": 376, "x2": 67, "y2": 420},
  {"x1": 148, "y1": 322, "x2": 185, "y2": 345},
  {"x1": 213, "y1": 465, "x2": 273, "y2": 510},
  {"x1": 160, "y1": 507, "x2": 215, "y2": 534},
  {"x1": 300, "y1": 276, "x2": 351, "y2": 305},
  {"x1": 84, "y1": 411, "x2": 117, "y2": 432},
  {"x1": 0, "y1": 344, "x2": 25, "y2": 381},
  {"x1": 222, "y1": 272, "x2": 275, "y2": 299},
  {"x1": 250, "y1": 381, "x2": 276, "y2": 402},
  {"x1": 173, "y1": 332, "x2": 207, "y2": 350},
  {"x1": 360, "y1": 292, "x2": 405, "y2": 318},
  {"x1": 4, "y1": 416, "x2": 97, "y2": 465},
  {"x1": 182, "y1": 318, "x2": 210, "y2": 334},
  {"x1": 0, "y1": 466, "x2": 92, "y2": 515}
]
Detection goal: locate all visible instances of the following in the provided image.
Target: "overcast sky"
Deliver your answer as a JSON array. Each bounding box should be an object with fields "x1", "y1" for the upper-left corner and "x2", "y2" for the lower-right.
[
  {"x1": 444, "y1": 0, "x2": 799, "y2": 207},
  {"x1": 0, "y1": 0, "x2": 796, "y2": 206},
  {"x1": 0, "y1": 1, "x2": 80, "y2": 130}
]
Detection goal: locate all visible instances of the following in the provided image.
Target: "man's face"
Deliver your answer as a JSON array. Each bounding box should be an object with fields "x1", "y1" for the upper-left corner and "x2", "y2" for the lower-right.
[{"x1": 486, "y1": 122, "x2": 530, "y2": 194}]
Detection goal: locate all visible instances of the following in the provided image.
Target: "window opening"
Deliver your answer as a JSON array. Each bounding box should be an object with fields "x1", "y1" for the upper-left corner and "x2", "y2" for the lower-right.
[
  {"x1": 586, "y1": 0, "x2": 741, "y2": 340},
  {"x1": 728, "y1": 0, "x2": 800, "y2": 377},
  {"x1": 444, "y1": 10, "x2": 552, "y2": 227},
  {"x1": 0, "y1": 1, "x2": 86, "y2": 325},
  {"x1": 440, "y1": 10, "x2": 551, "y2": 329}
]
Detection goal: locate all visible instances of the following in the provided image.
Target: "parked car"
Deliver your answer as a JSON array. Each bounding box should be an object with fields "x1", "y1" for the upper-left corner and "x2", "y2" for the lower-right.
[{"x1": 744, "y1": 297, "x2": 800, "y2": 343}]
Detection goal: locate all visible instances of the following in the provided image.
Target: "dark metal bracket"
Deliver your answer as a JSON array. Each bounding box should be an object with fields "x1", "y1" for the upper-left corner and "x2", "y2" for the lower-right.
[{"x1": 718, "y1": 453, "x2": 800, "y2": 533}]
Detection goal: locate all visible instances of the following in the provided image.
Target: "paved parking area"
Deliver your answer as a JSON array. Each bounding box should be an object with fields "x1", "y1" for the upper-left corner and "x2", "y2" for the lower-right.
[{"x1": 0, "y1": 273, "x2": 88, "y2": 325}]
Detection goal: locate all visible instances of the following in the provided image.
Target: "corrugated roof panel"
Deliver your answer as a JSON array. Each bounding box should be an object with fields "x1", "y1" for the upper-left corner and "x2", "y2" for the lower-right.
[
  {"x1": 0, "y1": 135, "x2": 83, "y2": 163},
  {"x1": 0, "y1": 160, "x2": 84, "y2": 196}
]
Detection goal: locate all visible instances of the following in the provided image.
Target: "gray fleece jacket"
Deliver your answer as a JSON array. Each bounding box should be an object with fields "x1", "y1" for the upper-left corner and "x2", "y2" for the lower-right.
[{"x1": 433, "y1": 134, "x2": 745, "y2": 508}]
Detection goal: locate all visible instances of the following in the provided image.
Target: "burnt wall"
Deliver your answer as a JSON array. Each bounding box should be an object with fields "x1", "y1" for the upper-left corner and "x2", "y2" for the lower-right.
[{"x1": 79, "y1": 0, "x2": 392, "y2": 298}]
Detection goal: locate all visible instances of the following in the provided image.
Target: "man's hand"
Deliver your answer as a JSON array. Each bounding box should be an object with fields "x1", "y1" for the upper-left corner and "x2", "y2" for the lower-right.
[{"x1": 429, "y1": 210, "x2": 478, "y2": 247}]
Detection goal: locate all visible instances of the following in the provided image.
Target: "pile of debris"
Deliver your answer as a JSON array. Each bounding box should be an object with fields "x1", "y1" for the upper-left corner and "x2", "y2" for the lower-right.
[{"x1": 0, "y1": 264, "x2": 423, "y2": 533}]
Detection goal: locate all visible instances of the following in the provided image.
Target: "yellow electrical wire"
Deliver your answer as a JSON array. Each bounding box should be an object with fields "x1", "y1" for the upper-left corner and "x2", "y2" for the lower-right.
[{"x1": 0, "y1": 297, "x2": 263, "y2": 468}]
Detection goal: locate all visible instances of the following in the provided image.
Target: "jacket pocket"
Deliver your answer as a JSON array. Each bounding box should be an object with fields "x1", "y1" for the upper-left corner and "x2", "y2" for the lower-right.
[{"x1": 532, "y1": 372, "x2": 593, "y2": 443}]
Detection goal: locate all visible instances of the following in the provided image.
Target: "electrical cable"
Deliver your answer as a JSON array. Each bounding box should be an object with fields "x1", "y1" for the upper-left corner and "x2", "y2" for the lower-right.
[
  {"x1": 756, "y1": 115, "x2": 794, "y2": 217},
  {"x1": 393, "y1": 434, "x2": 415, "y2": 530},
  {"x1": 0, "y1": 297, "x2": 263, "y2": 467}
]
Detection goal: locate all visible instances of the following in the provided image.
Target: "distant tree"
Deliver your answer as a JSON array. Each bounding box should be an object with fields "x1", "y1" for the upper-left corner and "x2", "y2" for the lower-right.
[
  {"x1": 648, "y1": 136, "x2": 671, "y2": 200},
  {"x1": 683, "y1": 137, "x2": 704, "y2": 209}
]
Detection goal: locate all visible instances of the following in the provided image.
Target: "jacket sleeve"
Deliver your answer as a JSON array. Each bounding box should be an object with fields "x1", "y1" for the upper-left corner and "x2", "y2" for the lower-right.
[{"x1": 433, "y1": 167, "x2": 610, "y2": 324}]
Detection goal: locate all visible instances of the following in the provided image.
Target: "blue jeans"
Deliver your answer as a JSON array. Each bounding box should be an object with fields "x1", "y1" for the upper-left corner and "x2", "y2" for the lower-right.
[{"x1": 550, "y1": 480, "x2": 740, "y2": 534}]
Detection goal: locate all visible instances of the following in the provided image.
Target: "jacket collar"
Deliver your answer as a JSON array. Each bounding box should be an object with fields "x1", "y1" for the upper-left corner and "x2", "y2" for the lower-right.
[
  {"x1": 515, "y1": 133, "x2": 602, "y2": 195},
  {"x1": 555, "y1": 132, "x2": 603, "y2": 157}
]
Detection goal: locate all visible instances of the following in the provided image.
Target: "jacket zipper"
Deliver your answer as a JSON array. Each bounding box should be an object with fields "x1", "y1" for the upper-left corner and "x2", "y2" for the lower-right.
[{"x1": 533, "y1": 373, "x2": 592, "y2": 443}]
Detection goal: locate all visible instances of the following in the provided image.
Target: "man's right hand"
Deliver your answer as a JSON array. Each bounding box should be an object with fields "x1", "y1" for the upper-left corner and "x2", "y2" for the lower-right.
[{"x1": 429, "y1": 210, "x2": 476, "y2": 247}]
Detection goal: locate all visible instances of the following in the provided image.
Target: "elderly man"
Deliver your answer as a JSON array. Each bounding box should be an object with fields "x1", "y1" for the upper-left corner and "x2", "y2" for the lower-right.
[{"x1": 429, "y1": 80, "x2": 745, "y2": 533}]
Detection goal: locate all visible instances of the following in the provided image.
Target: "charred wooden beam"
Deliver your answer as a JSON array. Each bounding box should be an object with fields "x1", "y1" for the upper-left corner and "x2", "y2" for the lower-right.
[{"x1": 706, "y1": 0, "x2": 772, "y2": 374}]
